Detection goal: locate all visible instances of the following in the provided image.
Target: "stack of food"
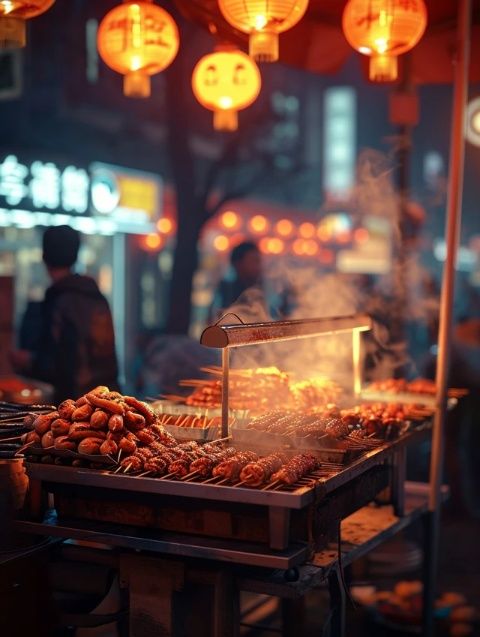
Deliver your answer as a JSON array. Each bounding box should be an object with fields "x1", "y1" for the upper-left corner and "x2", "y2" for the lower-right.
[
  {"x1": 366, "y1": 378, "x2": 467, "y2": 398},
  {"x1": 21, "y1": 386, "x2": 164, "y2": 460},
  {"x1": 158, "y1": 413, "x2": 221, "y2": 430},
  {"x1": 0, "y1": 401, "x2": 55, "y2": 459},
  {"x1": 181, "y1": 367, "x2": 291, "y2": 411},
  {"x1": 290, "y1": 378, "x2": 343, "y2": 410},
  {"x1": 245, "y1": 402, "x2": 416, "y2": 443},
  {"x1": 174, "y1": 367, "x2": 342, "y2": 415},
  {"x1": 119, "y1": 438, "x2": 322, "y2": 488}
]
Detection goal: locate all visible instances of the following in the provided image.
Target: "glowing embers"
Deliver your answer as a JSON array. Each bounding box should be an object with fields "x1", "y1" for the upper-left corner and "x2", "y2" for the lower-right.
[
  {"x1": 192, "y1": 46, "x2": 261, "y2": 131},
  {"x1": 342, "y1": 0, "x2": 427, "y2": 82},
  {"x1": 218, "y1": 0, "x2": 309, "y2": 62},
  {"x1": 0, "y1": 0, "x2": 54, "y2": 48},
  {"x1": 97, "y1": 1, "x2": 179, "y2": 98}
]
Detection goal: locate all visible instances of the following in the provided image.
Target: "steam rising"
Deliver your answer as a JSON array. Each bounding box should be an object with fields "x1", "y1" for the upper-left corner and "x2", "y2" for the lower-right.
[{"x1": 222, "y1": 149, "x2": 439, "y2": 389}]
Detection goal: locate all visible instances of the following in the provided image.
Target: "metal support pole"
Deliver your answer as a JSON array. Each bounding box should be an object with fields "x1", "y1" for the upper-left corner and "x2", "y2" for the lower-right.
[
  {"x1": 423, "y1": 1, "x2": 472, "y2": 635},
  {"x1": 327, "y1": 568, "x2": 346, "y2": 637},
  {"x1": 221, "y1": 348, "x2": 230, "y2": 438},
  {"x1": 352, "y1": 329, "x2": 362, "y2": 396}
]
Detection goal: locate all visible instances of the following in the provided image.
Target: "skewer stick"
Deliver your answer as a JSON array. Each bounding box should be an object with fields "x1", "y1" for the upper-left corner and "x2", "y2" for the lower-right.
[
  {"x1": 180, "y1": 470, "x2": 201, "y2": 481},
  {"x1": 233, "y1": 479, "x2": 250, "y2": 487},
  {"x1": 1, "y1": 435, "x2": 22, "y2": 442},
  {"x1": 203, "y1": 475, "x2": 221, "y2": 484},
  {"x1": 161, "y1": 472, "x2": 177, "y2": 480},
  {"x1": 215, "y1": 477, "x2": 229, "y2": 485},
  {"x1": 262, "y1": 480, "x2": 282, "y2": 491},
  {"x1": 113, "y1": 464, "x2": 124, "y2": 474},
  {"x1": 213, "y1": 436, "x2": 232, "y2": 444},
  {"x1": 136, "y1": 470, "x2": 153, "y2": 477},
  {"x1": 122, "y1": 463, "x2": 133, "y2": 474},
  {"x1": 17, "y1": 439, "x2": 39, "y2": 452}
]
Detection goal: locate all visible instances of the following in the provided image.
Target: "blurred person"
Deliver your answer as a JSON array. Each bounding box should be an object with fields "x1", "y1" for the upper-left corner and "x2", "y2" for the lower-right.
[
  {"x1": 10, "y1": 225, "x2": 119, "y2": 403},
  {"x1": 209, "y1": 240, "x2": 263, "y2": 321},
  {"x1": 209, "y1": 240, "x2": 296, "y2": 324}
]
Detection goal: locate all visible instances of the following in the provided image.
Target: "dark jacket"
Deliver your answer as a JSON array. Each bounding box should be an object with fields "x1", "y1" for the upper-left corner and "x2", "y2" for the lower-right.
[{"x1": 31, "y1": 274, "x2": 119, "y2": 403}]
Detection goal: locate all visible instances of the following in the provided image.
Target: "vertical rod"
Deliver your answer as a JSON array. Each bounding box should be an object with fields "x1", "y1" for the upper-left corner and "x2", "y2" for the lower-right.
[
  {"x1": 112, "y1": 233, "x2": 126, "y2": 388},
  {"x1": 423, "y1": 1, "x2": 472, "y2": 635},
  {"x1": 352, "y1": 329, "x2": 362, "y2": 396},
  {"x1": 221, "y1": 348, "x2": 230, "y2": 438}
]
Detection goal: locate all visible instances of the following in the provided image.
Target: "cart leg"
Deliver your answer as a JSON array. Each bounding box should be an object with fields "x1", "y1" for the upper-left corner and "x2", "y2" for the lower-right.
[
  {"x1": 392, "y1": 446, "x2": 406, "y2": 517},
  {"x1": 120, "y1": 555, "x2": 185, "y2": 637},
  {"x1": 281, "y1": 597, "x2": 305, "y2": 637},
  {"x1": 327, "y1": 568, "x2": 346, "y2": 637},
  {"x1": 268, "y1": 506, "x2": 291, "y2": 550},
  {"x1": 213, "y1": 570, "x2": 240, "y2": 637},
  {"x1": 421, "y1": 510, "x2": 438, "y2": 637}
]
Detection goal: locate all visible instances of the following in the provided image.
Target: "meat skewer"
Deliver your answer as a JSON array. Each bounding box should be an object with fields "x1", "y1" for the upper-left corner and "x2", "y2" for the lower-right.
[
  {"x1": 186, "y1": 447, "x2": 237, "y2": 479},
  {"x1": 212, "y1": 451, "x2": 258, "y2": 481},
  {"x1": 270, "y1": 453, "x2": 320, "y2": 485},
  {"x1": 239, "y1": 453, "x2": 288, "y2": 487}
]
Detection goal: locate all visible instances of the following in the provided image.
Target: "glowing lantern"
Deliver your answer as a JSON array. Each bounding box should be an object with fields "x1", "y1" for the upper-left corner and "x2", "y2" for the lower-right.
[
  {"x1": 0, "y1": 0, "x2": 55, "y2": 48},
  {"x1": 218, "y1": 0, "x2": 309, "y2": 62},
  {"x1": 97, "y1": 1, "x2": 179, "y2": 98},
  {"x1": 192, "y1": 47, "x2": 261, "y2": 131},
  {"x1": 342, "y1": 0, "x2": 427, "y2": 82}
]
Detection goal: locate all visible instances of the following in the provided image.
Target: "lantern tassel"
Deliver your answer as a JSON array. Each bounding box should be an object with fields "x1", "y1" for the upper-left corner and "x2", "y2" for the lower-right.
[
  {"x1": 0, "y1": 17, "x2": 26, "y2": 49},
  {"x1": 249, "y1": 31, "x2": 279, "y2": 63},
  {"x1": 369, "y1": 55, "x2": 398, "y2": 82},
  {"x1": 214, "y1": 109, "x2": 238, "y2": 132},
  {"x1": 123, "y1": 71, "x2": 151, "y2": 98}
]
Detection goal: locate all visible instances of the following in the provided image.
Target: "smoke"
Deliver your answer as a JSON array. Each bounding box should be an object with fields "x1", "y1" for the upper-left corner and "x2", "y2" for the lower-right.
[{"x1": 219, "y1": 149, "x2": 439, "y2": 388}]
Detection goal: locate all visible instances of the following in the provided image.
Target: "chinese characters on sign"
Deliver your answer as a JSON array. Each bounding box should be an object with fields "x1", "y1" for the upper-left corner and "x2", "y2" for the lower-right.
[
  {"x1": 0, "y1": 155, "x2": 89, "y2": 213},
  {"x1": 0, "y1": 155, "x2": 162, "y2": 234}
]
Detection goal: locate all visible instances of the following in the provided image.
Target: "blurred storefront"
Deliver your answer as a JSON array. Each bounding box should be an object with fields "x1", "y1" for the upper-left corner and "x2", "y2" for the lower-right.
[{"x1": 0, "y1": 152, "x2": 162, "y2": 385}]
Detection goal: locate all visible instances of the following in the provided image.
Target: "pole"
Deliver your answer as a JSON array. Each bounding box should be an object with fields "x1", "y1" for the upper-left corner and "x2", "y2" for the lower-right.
[
  {"x1": 221, "y1": 348, "x2": 230, "y2": 438},
  {"x1": 423, "y1": 1, "x2": 471, "y2": 634}
]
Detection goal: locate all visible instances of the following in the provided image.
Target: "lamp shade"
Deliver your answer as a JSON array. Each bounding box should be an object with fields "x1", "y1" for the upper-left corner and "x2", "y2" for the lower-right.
[
  {"x1": 0, "y1": 0, "x2": 55, "y2": 48},
  {"x1": 218, "y1": 0, "x2": 309, "y2": 62},
  {"x1": 97, "y1": 0, "x2": 179, "y2": 98},
  {"x1": 192, "y1": 47, "x2": 261, "y2": 131},
  {"x1": 342, "y1": 0, "x2": 427, "y2": 82}
]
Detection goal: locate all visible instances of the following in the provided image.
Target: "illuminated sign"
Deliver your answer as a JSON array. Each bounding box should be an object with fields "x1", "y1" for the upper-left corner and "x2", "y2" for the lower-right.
[{"x1": 0, "y1": 154, "x2": 162, "y2": 235}]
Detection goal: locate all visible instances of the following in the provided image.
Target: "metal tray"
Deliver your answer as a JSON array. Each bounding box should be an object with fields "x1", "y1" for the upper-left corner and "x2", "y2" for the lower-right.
[
  {"x1": 23, "y1": 445, "x2": 116, "y2": 466},
  {"x1": 231, "y1": 428, "x2": 359, "y2": 464},
  {"x1": 163, "y1": 425, "x2": 221, "y2": 442}
]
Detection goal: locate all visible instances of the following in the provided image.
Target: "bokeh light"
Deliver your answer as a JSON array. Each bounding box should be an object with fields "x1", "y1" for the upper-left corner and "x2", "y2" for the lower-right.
[
  {"x1": 249, "y1": 214, "x2": 269, "y2": 233},
  {"x1": 141, "y1": 233, "x2": 163, "y2": 251},
  {"x1": 221, "y1": 210, "x2": 240, "y2": 229},
  {"x1": 317, "y1": 225, "x2": 332, "y2": 242},
  {"x1": 157, "y1": 217, "x2": 174, "y2": 234},
  {"x1": 276, "y1": 218, "x2": 294, "y2": 237},
  {"x1": 213, "y1": 234, "x2": 230, "y2": 251},
  {"x1": 299, "y1": 222, "x2": 315, "y2": 238},
  {"x1": 354, "y1": 227, "x2": 370, "y2": 244}
]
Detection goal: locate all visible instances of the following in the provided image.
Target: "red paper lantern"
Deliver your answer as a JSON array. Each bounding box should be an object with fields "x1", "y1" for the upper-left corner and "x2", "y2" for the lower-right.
[
  {"x1": 98, "y1": 0, "x2": 179, "y2": 98},
  {"x1": 0, "y1": 0, "x2": 55, "y2": 48},
  {"x1": 343, "y1": 0, "x2": 427, "y2": 82}
]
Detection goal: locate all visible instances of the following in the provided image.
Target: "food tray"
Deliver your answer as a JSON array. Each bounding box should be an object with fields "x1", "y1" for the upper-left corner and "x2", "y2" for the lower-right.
[
  {"x1": 163, "y1": 424, "x2": 221, "y2": 442},
  {"x1": 22, "y1": 445, "x2": 116, "y2": 466},
  {"x1": 358, "y1": 390, "x2": 458, "y2": 410},
  {"x1": 231, "y1": 427, "x2": 363, "y2": 464},
  {"x1": 151, "y1": 399, "x2": 250, "y2": 422}
]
